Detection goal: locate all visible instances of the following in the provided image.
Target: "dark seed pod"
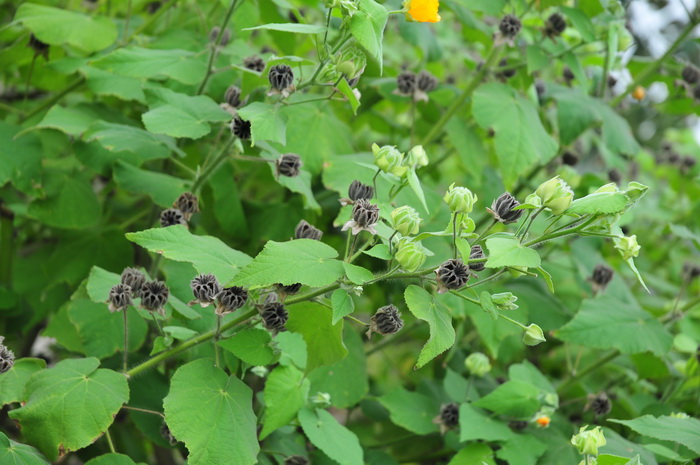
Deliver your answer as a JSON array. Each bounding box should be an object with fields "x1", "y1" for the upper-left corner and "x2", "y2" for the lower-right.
[
  {"x1": 368, "y1": 305, "x2": 404, "y2": 339},
  {"x1": 160, "y1": 208, "x2": 186, "y2": 227},
  {"x1": 269, "y1": 64, "x2": 294, "y2": 91},
  {"x1": 243, "y1": 55, "x2": 265, "y2": 73},
  {"x1": 224, "y1": 85, "x2": 242, "y2": 107},
  {"x1": 352, "y1": 199, "x2": 380, "y2": 229},
  {"x1": 682, "y1": 65, "x2": 700, "y2": 85},
  {"x1": 140, "y1": 280, "x2": 169, "y2": 316},
  {"x1": 509, "y1": 420, "x2": 528, "y2": 431},
  {"x1": 276, "y1": 153, "x2": 302, "y2": 177},
  {"x1": 261, "y1": 301, "x2": 288, "y2": 333},
  {"x1": 231, "y1": 116, "x2": 252, "y2": 140},
  {"x1": 607, "y1": 75, "x2": 618, "y2": 88},
  {"x1": 469, "y1": 245, "x2": 486, "y2": 272},
  {"x1": 284, "y1": 455, "x2": 309, "y2": 465},
  {"x1": 591, "y1": 264, "x2": 614, "y2": 292},
  {"x1": 562, "y1": 151, "x2": 579, "y2": 166},
  {"x1": 496, "y1": 59, "x2": 516, "y2": 79},
  {"x1": 216, "y1": 286, "x2": 248, "y2": 315},
  {"x1": 190, "y1": 274, "x2": 222, "y2": 307},
  {"x1": 563, "y1": 66, "x2": 575, "y2": 83},
  {"x1": 295, "y1": 220, "x2": 323, "y2": 241},
  {"x1": 545, "y1": 13, "x2": 567, "y2": 37},
  {"x1": 489, "y1": 192, "x2": 524, "y2": 224},
  {"x1": 668, "y1": 151, "x2": 681, "y2": 164},
  {"x1": 174, "y1": 192, "x2": 199, "y2": 216},
  {"x1": 396, "y1": 71, "x2": 417, "y2": 95},
  {"x1": 683, "y1": 262, "x2": 700, "y2": 280},
  {"x1": 0, "y1": 340, "x2": 15, "y2": 374},
  {"x1": 439, "y1": 403, "x2": 460, "y2": 428},
  {"x1": 499, "y1": 14, "x2": 522, "y2": 39},
  {"x1": 28, "y1": 34, "x2": 49, "y2": 60},
  {"x1": 436, "y1": 259, "x2": 469, "y2": 293},
  {"x1": 121, "y1": 267, "x2": 146, "y2": 297},
  {"x1": 160, "y1": 421, "x2": 177, "y2": 445},
  {"x1": 589, "y1": 392, "x2": 612, "y2": 416},
  {"x1": 209, "y1": 26, "x2": 231, "y2": 46},
  {"x1": 417, "y1": 70, "x2": 438, "y2": 93},
  {"x1": 348, "y1": 180, "x2": 374, "y2": 201},
  {"x1": 276, "y1": 282, "x2": 302, "y2": 297},
  {"x1": 608, "y1": 168, "x2": 622, "y2": 184},
  {"x1": 681, "y1": 156, "x2": 697, "y2": 173},
  {"x1": 535, "y1": 80, "x2": 546, "y2": 98},
  {"x1": 146, "y1": 1, "x2": 162, "y2": 14},
  {"x1": 107, "y1": 283, "x2": 133, "y2": 313}
]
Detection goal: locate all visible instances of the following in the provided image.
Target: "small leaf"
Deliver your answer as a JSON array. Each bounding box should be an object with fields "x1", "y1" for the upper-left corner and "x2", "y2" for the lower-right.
[
  {"x1": 459, "y1": 403, "x2": 514, "y2": 442},
  {"x1": 243, "y1": 23, "x2": 327, "y2": 34},
  {"x1": 567, "y1": 192, "x2": 628, "y2": 215},
  {"x1": 331, "y1": 289, "x2": 355, "y2": 325},
  {"x1": 287, "y1": 302, "x2": 348, "y2": 372},
  {"x1": 336, "y1": 78, "x2": 360, "y2": 115},
  {"x1": 0, "y1": 358, "x2": 46, "y2": 406},
  {"x1": 536, "y1": 266, "x2": 555, "y2": 293},
  {"x1": 473, "y1": 380, "x2": 541, "y2": 418},
  {"x1": 343, "y1": 262, "x2": 374, "y2": 284},
  {"x1": 406, "y1": 168, "x2": 429, "y2": 213},
  {"x1": 218, "y1": 328, "x2": 276, "y2": 366},
  {"x1": 480, "y1": 291, "x2": 499, "y2": 320},
  {"x1": 260, "y1": 365, "x2": 309, "y2": 439},
  {"x1": 237, "y1": 102, "x2": 288, "y2": 146},
  {"x1": 0, "y1": 432, "x2": 50, "y2": 465},
  {"x1": 364, "y1": 244, "x2": 392, "y2": 260},
  {"x1": 348, "y1": 0, "x2": 388, "y2": 72},
  {"x1": 404, "y1": 285, "x2": 456, "y2": 369},
  {"x1": 113, "y1": 161, "x2": 191, "y2": 208},
  {"x1": 298, "y1": 408, "x2": 364, "y2": 465},
  {"x1": 378, "y1": 388, "x2": 440, "y2": 435},
  {"x1": 485, "y1": 237, "x2": 541, "y2": 269},
  {"x1": 448, "y1": 443, "x2": 497, "y2": 465},
  {"x1": 85, "y1": 454, "x2": 144, "y2": 465}
]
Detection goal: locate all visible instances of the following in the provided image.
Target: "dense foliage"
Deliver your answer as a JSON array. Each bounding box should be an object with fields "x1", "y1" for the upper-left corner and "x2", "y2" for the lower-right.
[{"x1": 1, "y1": 0, "x2": 700, "y2": 464}]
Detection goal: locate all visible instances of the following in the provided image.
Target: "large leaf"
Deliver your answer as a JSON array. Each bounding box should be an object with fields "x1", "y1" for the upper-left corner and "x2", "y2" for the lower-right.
[
  {"x1": 85, "y1": 454, "x2": 145, "y2": 465},
  {"x1": 331, "y1": 289, "x2": 354, "y2": 325},
  {"x1": 163, "y1": 360, "x2": 259, "y2": 465},
  {"x1": 496, "y1": 435, "x2": 548, "y2": 465},
  {"x1": 459, "y1": 404, "x2": 514, "y2": 442},
  {"x1": 83, "y1": 121, "x2": 181, "y2": 163},
  {"x1": 231, "y1": 239, "x2": 344, "y2": 288},
  {"x1": 260, "y1": 365, "x2": 310, "y2": 439},
  {"x1": 609, "y1": 415, "x2": 700, "y2": 456},
  {"x1": 0, "y1": 123, "x2": 42, "y2": 192},
  {"x1": 555, "y1": 296, "x2": 673, "y2": 355},
  {"x1": 404, "y1": 285, "x2": 455, "y2": 369},
  {"x1": 485, "y1": 237, "x2": 541, "y2": 269},
  {"x1": 90, "y1": 47, "x2": 206, "y2": 85},
  {"x1": 349, "y1": 0, "x2": 388, "y2": 72},
  {"x1": 448, "y1": 443, "x2": 497, "y2": 465},
  {"x1": 473, "y1": 380, "x2": 541, "y2": 419},
  {"x1": 126, "y1": 226, "x2": 252, "y2": 283},
  {"x1": 113, "y1": 161, "x2": 191, "y2": 208},
  {"x1": 218, "y1": 328, "x2": 276, "y2": 366},
  {"x1": 237, "y1": 102, "x2": 287, "y2": 146},
  {"x1": 142, "y1": 88, "x2": 230, "y2": 139},
  {"x1": 0, "y1": 432, "x2": 50, "y2": 465},
  {"x1": 8, "y1": 358, "x2": 129, "y2": 461},
  {"x1": 286, "y1": 302, "x2": 348, "y2": 372},
  {"x1": 14, "y1": 3, "x2": 116, "y2": 53},
  {"x1": 0, "y1": 358, "x2": 46, "y2": 406},
  {"x1": 298, "y1": 408, "x2": 364, "y2": 465},
  {"x1": 28, "y1": 175, "x2": 101, "y2": 229},
  {"x1": 472, "y1": 83, "x2": 558, "y2": 187},
  {"x1": 378, "y1": 388, "x2": 441, "y2": 435}
]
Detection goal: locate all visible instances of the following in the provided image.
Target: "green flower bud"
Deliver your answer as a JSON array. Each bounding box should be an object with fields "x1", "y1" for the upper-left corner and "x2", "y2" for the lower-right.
[
  {"x1": 522, "y1": 323, "x2": 546, "y2": 346},
  {"x1": 395, "y1": 239, "x2": 427, "y2": 272},
  {"x1": 443, "y1": 183, "x2": 478, "y2": 214},
  {"x1": 622, "y1": 181, "x2": 649, "y2": 207},
  {"x1": 613, "y1": 234, "x2": 640, "y2": 261},
  {"x1": 524, "y1": 193, "x2": 542, "y2": 208},
  {"x1": 310, "y1": 392, "x2": 332, "y2": 408},
  {"x1": 571, "y1": 426, "x2": 606, "y2": 456},
  {"x1": 405, "y1": 145, "x2": 429, "y2": 168},
  {"x1": 372, "y1": 144, "x2": 407, "y2": 177},
  {"x1": 577, "y1": 458, "x2": 597, "y2": 465},
  {"x1": 336, "y1": 61, "x2": 356, "y2": 77},
  {"x1": 535, "y1": 177, "x2": 573, "y2": 215},
  {"x1": 391, "y1": 206, "x2": 421, "y2": 236},
  {"x1": 464, "y1": 352, "x2": 491, "y2": 377},
  {"x1": 491, "y1": 292, "x2": 519, "y2": 310}
]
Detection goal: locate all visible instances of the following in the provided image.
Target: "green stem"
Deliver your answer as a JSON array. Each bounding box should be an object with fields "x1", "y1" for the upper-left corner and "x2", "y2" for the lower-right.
[
  {"x1": 150, "y1": 313, "x2": 164, "y2": 336},
  {"x1": 520, "y1": 206, "x2": 546, "y2": 239},
  {"x1": 104, "y1": 430, "x2": 116, "y2": 453},
  {"x1": 126, "y1": 0, "x2": 178, "y2": 41},
  {"x1": 344, "y1": 230, "x2": 354, "y2": 261},
  {"x1": 214, "y1": 314, "x2": 222, "y2": 369},
  {"x1": 192, "y1": 137, "x2": 236, "y2": 193},
  {"x1": 122, "y1": 405, "x2": 164, "y2": 417},
  {"x1": 474, "y1": 219, "x2": 498, "y2": 246},
  {"x1": 123, "y1": 309, "x2": 129, "y2": 373},
  {"x1": 557, "y1": 350, "x2": 620, "y2": 393},
  {"x1": 449, "y1": 290, "x2": 480, "y2": 306},
  {"x1": 523, "y1": 216, "x2": 597, "y2": 248},
  {"x1": 122, "y1": 0, "x2": 133, "y2": 44},
  {"x1": 197, "y1": 0, "x2": 239, "y2": 95},
  {"x1": 0, "y1": 208, "x2": 14, "y2": 285},
  {"x1": 19, "y1": 77, "x2": 85, "y2": 123},
  {"x1": 498, "y1": 312, "x2": 528, "y2": 330}
]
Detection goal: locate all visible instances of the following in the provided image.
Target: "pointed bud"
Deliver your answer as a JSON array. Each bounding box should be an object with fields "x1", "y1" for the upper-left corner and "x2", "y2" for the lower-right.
[
  {"x1": 571, "y1": 426, "x2": 606, "y2": 456},
  {"x1": 391, "y1": 206, "x2": 421, "y2": 236},
  {"x1": 534, "y1": 177, "x2": 573, "y2": 215},
  {"x1": 522, "y1": 323, "x2": 546, "y2": 346},
  {"x1": 444, "y1": 183, "x2": 477, "y2": 214},
  {"x1": 613, "y1": 234, "x2": 640, "y2": 261},
  {"x1": 395, "y1": 239, "x2": 427, "y2": 272},
  {"x1": 372, "y1": 144, "x2": 407, "y2": 177}
]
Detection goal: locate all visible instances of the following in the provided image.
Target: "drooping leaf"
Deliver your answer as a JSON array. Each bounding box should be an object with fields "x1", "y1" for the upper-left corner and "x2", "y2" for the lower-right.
[
  {"x1": 260, "y1": 365, "x2": 310, "y2": 439},
  {"x1": 459, "y1": 403, "x2": 514, "y2": 442},
  {"x1": 447, "y1": 443, "x2": 497, "y2": 465},
  {"x1": 567, "y1": 192, "x2": 629, "y2": 215},
  {"x1": 473, "y1": 380, "x2": 541, "y2": 419},
  {"x1": 90, "y1": 47, "x2": 206, "y2": 85},
  {"x1": 485, "y1": 237, "x2": 541, "y2": 269},
  {"x1": 113, "y1": 161, "x2": 191, "y2": 208},
  {"x1": 298, "y1": 408, "x2": 364, "y2": 465},
  {"x1": 83, "y1": 121, "x2": 181, "y2": 163},
  {"x1": 243, "y1": 23, "x2": 326, "y2": 34},
  {"x1": 609, "y1": 415, "x2": 700, "y2": 456},
  {"x1": 286, "y1": 302, "x2": 348, "y2": 372},
  {"x1": 27, "y1": 175, "x2": 101, "y2": 229},
  {"x1": 378, "y1": 388, "x2": 441, "y2": 435},
  {"x1": 404, "y1": 285, "x2": 455, "y2": 369}
]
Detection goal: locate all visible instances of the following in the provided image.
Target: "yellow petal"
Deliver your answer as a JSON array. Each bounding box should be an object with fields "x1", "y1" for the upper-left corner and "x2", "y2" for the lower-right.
[{"x1": 407, "y1": 0, "x2": 441, "y2": 23}]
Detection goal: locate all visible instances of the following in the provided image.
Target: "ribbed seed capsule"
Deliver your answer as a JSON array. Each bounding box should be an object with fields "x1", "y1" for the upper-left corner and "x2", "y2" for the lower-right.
[
  {"x1": 469, "y1": 245, "x2": 486, "y2": 272},
  {"x1": 396, "y1": 71, "x2": 417, "y2": 95},
  {"x1": 589, "y1": 392, "x2": 612, "y2": 416},
  {"x1": 682, "y1": 65, "x2": 700, "y2": 84},
  {"x1": 591, "y1": 264, "x2": 614, "y2": 292},
  {"x1": 608, "y1": 169, "x2": 622, "y2": 184},
  {"x1": 231, "y1": 116, "x2": 251, "y2": 140},
  {"x1": 489, "y1": 192, "x2": 524, "y2": 224},
  {"x1": 0, "y1": 340, "x2": 15, "y2": 374},
  {"x1": 499, "y1": 14, "x2": 522, "y2": 38},
  {"x1": 352, "y1": 199, "x2": 379, "y2": 228},
  {"x1": 174, "y1": 192, "x2": 199, "y2": 218},
  {"x1": 436, "y1": 259, "x2": 470, "y2": 293},
  {"x1": 216, "y1": 286, "x2": 248, "y2": 315},
  {"x1": 269, "y1": 64, "x2": 294, "y2": 91},
  {"x1": 243, "y1": 55, "x2": 265, "y2": 72},
  {"x1": 416, "y1": 70, "x2": 438, "y2": 92},
  {"x1": 545, "y1": 13, "x2": 566, "y2": 37},
  {"x1": 121, "y1": 267, "x2": 146, "y2": 297},
  {"x1": 439, "y1": 403, "x2": 460, "y2": 428},
  {"x1": 367, "y1": 305, "x2": 404, "y2": 339},
  {"x1": 563, "y1": 67, "x2": 575, "y2": 82},
  {"x1": 160, "y1": 208, "x2": 186, "y2": 228},
  {"x1": 276, "y1": 283, "x2": 302, "y2": 298},
  {"x1": 295, "y1": 220, "x2": 323, "y2": 240},
  {"x1": 509, "y1": 420, "x2": 528, "y2": 431},
  {"x1": 284, "y1": 455, "x2": 309, "y2": 465},
  {"x1": 190, "y1": 274, "x2": 222, "y2": 307},
  {"x1": 140, "y1": 281, "x2": 169, "y2": 316},
  {"x1": 348, "y1": 180, "x2": 374, "y2": 201},
  {"x1": 224, "y1": 85, "x2": 242, "y2": 107},
  {"x1": 276, "y1": 153, "x2": 302, "y2": 177},
  {"x1": 261, "y1": 301, "x2": 288, "y2": 333},
  {"x1": 107, "y1": 284, "x2": 133, "y2": 313}
]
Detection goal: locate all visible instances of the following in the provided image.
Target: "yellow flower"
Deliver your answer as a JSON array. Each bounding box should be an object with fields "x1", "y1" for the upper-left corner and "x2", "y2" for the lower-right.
[{"x1": 403, "y1": 0, "x2": 441, "y2": 23}]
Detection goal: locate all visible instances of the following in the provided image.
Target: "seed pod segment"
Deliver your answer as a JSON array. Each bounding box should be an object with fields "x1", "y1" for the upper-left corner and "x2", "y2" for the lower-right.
[
  {"x1": 295, "y1": 220, "x2": 323, "y2": 240},
  {"x1": 107, "y1": 283, "x2": 133, "y2": 313},
  {"x1": 140, "y1": 280, "x2": 170, "y2": 317},
  {"x1": 435, "y1": 259, "x2": 470, "y2": 293},
  {"x1": 189, "y1": 273, "x2": 222, "y2": 307},
  {"x1": 366, "y1": 304, "x2": 404, "y2": 339},
  {"x1": 121, "y1": 267, "x2": 146, "y2": 297},
  {"x1": 261, "y1": 301, "x2": 289, "y2": 333},
  {"x1": 215, "y1": 286, "x2": 248, "y2": 315}
]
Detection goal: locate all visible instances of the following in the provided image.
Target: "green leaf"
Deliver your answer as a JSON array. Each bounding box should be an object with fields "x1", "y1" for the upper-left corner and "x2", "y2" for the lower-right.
[
  {"x1": 331, "y1": 289, "x2": 355, "y2": 325},
  {"x1": 472, "y1": 83, "x2": 558, "y2": 187},
  {"x1": 459, "y1": 404, "x2": 514, "y2": 442},
  {"x1": 473, "y1": 380, "x2": 541, "y2": 418},
  {"x1": 609, "y1": 415, "x2": 700, "y2": 456},
  {"x1": 485, "y1": 237, "x2": 541, "y2": 269},
  {"x1": 404, "y1": 285, "x2": 456, "y2": 370},
  {"x1": 243, "y1": 23, "x2": 327, "y2": 33},
  {"x1": 336, "y1": 78, "x2": 360, "y2": 115},
  {"x1": 232, "y1": 239, "x2": 344, "y2": 288},
  {"x1": 113, "y1": 161, "x2": 191, "y2": 208},
  {"x1": 526, "y1": 45, "x2": 549, "y2": 74},
  {"x1": 90, "y1": 47, "x2": 206, "y2": 85},
  {"x1": 567, "y1": 192, "x2": 628, "y2": 215},
  {"x1": 287, "y1": 302, "x2": 348, "y2": 372},
  {"x1": 448, "y1": 443, "x2": 496, "y2": 465},
  {"x1": 260, "y1": 365, "x2": 310, "y2": 439},
  {"x1": 0, "y1": 432, "x2": 50, "y2": 465},
  {"x1": 33, "y1": 104, "x2": 102, "y2": 136},
  {"x1": 480, "y1": 291, "x2": 499, "y2": 320},
  {"x1": 126, "y1": 226, "x2": 252, "y2": 283},
  {"x1": 218, "y1": 328, "x2": 276, "y2": 366},
  {"x1": 378, "y1": 388, "x2": 440, "y2": 435},
  {"x1": 406, "y1": 168, "x2": 429, "y2": 213},
  {"x1": 85, "y1": 454, "x2": 145, "y2": 465},
  {"x1": 496, "y1": 434, "x2": 548, "y2": 465},
  {"x1": 80, "y1": 67, "x2": 146, "y2": 103},
  {"x1": 0, "y1": 358, "x2": 46, "y2": 406},
  {"x1": 364, "y1": 244, "x2": 392, "y2": 260},
  {"x1": 163, "y1": 360, "x2": 259, "y2": 465},
  {"x1": 349, "y1": 0, "x2": 388, "y2": 72},
  {"x1": 28, "y1": 175, "x2": 101, "y2": 229},
  {"x1": 561, "y1": 7, "x2": 596, "y2": 42},
  {"x1": 342, "y1": 262, "x2": 374, "y2": 285},
  {"x1": 8, "y1": 358, "x2": 129, "y2": 461},
  {"x1": 237, "y1": 102, "x2": 288, "y2": 146},
  {"x1": 83, "y1": 121, "x2": 181, "y2": 163},
  {"x1": 555, "y1": 296, "x2": 673, "y2": 355},
  {"x1": 269, "y1": 163, "x2": 320, "y2": 211},
  {"x1": 298, "y1": 408, "x2": 364, "y2": 465},
  {"x1": 14, "y1": 3, "x2": 117, "y2": 53},
  {"x1": 0, "y1": 123, "x2": 42, "y2": 192}
]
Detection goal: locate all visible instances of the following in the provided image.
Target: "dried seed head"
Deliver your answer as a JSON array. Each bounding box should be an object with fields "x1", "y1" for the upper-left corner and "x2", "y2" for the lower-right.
[
  {"x1": 343, "y1": 199, "x2": 380, "y2": 236},
  {"x1": 509, "y1": 420, "x2": 528, "y2": 431},
  {"x1": 416, "y1": 70, "x2": 438, "y2": 92},
  {"x1": 562, "y1": 151, "x2": 579, "y2": 166},
  {"x1": 496, "y1": 59, "x2": 516, "y2": 79},
  {"x1": 396, "y1": 71, "x2": 417, "y2": 95},
  {"x1": 28, "y1": 34, "x2": 49, "y2": 60},
  {"x1": 607, "y1": 75, "x2": 618, "y2": 88},
  {"x1": 348, "y1": 180, "x2": 374, "y2": 202},
  {"x1": 121, "y1": 267, "x2": 146, "y2": 297},
  {"x1": 545, "y1": 13, "x2": 567, "y2": 37},
  {"x1": 140, "y1": 280, "x2": 169, "y2": 316},
  {"x1": 174, "y1": 192, "x2": 199, "y2": 217},
  {"x1": 231, "y1": 116, "x2": 251, "y2": 140},
  {"x1": 224, "y1": 85, "x2": 242, "y2": 108},
  {"x1": 588, "y1": 392, "x2": 612, "y2": 416},
  {"x1": 0, "y1": 341, "x2": 15, "y2": 374},
  {"x1": 209, "y1": 26, "x2": 231, "y2": 46},
  {"x1": 367, "y1": 304, "x2": 404, "y2": 339},
  {"x1": 268, "y1": 64, "x2": 294, "y2": 91},
  {"x1": 591, "y1": 264, "x2": 614, "y2": 292},
  {"x1": 107, "y1": 283, "x2": 133, "y2": 313},
  {"x1": 469, "y1": 245, "x2": 486, "y2": 272},
  {"x1": 146, "y1": 1, "x2": 162, "y2": 14},
  {"x1": 276, "y1": 153, "x2": 302, "y2": 177},
  {"x1": 284, "y1": 456, "x2": 309, "y2": 465},
  {"x1": 436, "y1": 259, "x2": 470, "y2": 293},
  {"x1": 683, "y1": 262, "x2": 700, "y2": 280},
  {"x1": 439, "y1": 403, "x2": 460, "y2": 428},
  {"x1": 499, "y1": 14, "x2": 522, "y2": 38},
  {"x1": 190, "y1": 274, "x2": 222, "y2": 307},
  {"x1": 216, "y1": 286, "x2": 248, "y2": 315},
  {"x1": 489, "y1": 192, "x2": 524, "y2": 224},
  {"x1": 681, "y1": 156, "x2": 697, "y2": 173},
  {"x1": 608, "y1": 168, "x2": 622, "y2": 184},
  {"x1": 160, "y1": 421, "x2": 177, "y2": 445},
  {"x1": 295, "y1": 220, "x2": 323, "y2": 241},
  {"x1": 276, "y1": 282, "x2": 302, "y2": 298},
  {"x1": 682, "y1": 65, "x2": 700, "y2": 84},
  {"x1": 563, "y1": 66, "x2": 575, "y2": 82},
  {"x1": 160, "y1": 208, "x2": 186, "y2": 228},
  {"x1": 261, "y1": 301, "x2": 288, "y2": 333},
  {"x1": 243, "y1": 55, "x2": 265, "y2": 73}
]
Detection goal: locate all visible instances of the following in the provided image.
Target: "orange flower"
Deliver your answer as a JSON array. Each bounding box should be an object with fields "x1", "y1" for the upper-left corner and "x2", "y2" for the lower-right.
[
  {"x1": 535, "y1": 416, "x2": 551, "y2": 428},
  {"x1": 632, "y1": 86, "x2": 645, "y2": 101},
  {"x1": 403, "y1": 0, "x2": 441, "y2": 23}
]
